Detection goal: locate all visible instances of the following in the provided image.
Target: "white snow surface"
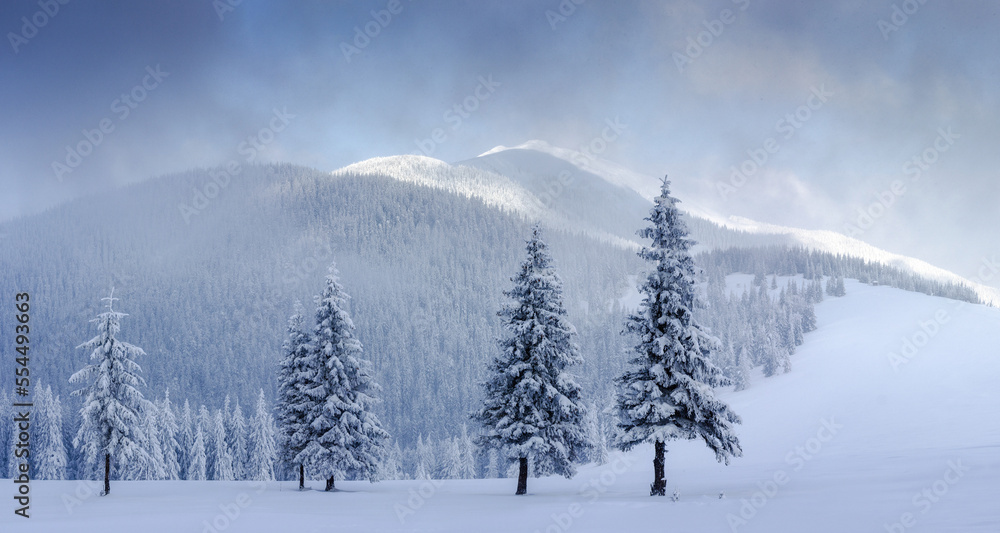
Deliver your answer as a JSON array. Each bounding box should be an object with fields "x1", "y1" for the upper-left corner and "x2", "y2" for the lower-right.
[{"x1": 7, "y1": 280, "x2": 999, "y2": 532}]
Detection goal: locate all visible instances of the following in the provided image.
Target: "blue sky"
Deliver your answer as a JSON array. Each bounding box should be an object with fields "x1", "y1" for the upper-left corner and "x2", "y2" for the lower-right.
[{"x1": 2, "y1": 0, "x2": 998, "y2": 281}]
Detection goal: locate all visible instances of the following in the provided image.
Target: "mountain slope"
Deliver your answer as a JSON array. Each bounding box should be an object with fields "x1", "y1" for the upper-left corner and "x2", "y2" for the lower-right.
[{"x1": 464, "y1": 141, "x2": 999, "y2": 305}]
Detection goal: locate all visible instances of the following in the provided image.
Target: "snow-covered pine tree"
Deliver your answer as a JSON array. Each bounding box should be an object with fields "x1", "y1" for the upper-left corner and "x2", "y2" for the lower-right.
[
  {"x1": 247, "y1": 389, "x2": 277, "y2": 482},
  {"x1": 733, "y1": 344, "x2": 752, "y2": 392},
  {"x1": 440, "y1": 438, "x2": 462, "y2": 479},
  {"x1": 35, "y1": 385, "x2": 68, "y2": 480},
  {"x1": 188, "y1": 423, "x2": 207, "y2": 480},
  {"x1": 230, "y1": 400, "x2": 249, "y2": 480},
  {"x1": 198, "y1": 405, "x2": 216, "y2": 477},
  {"x1": 276, "y1": 300, "x2": 312, "y2": 490},
  {"x1": 133, "y1": 400, "x2": 166, "y2": 480},
  {"x1": 299, "y1": 263, "x2": 390, "y2": 491},
  {"x1": 616, "y1": 178, "x2": 742, "y2": 496},
  {"x1": 458, "y1": 424, "x2": 477, "y2": 479},
  {"x1": 70, "y1": 289, "x2": 149, "y2": 495},
  {"x1": 212, "y1": 410, "x2": 235, "y2": 481},
  {"x1": 416, "y1": 434, "x2": 436, "y2": 478},
  {"x1": 473, "y1": 225, "x2": 592, "y2": 495},
  {"x1": 381, "y1": 441, "x2": 404, "y2": 481},
  {"x1": 485, "y1": 448, "x2": 500, "y2": 479},
  {"x1": 158, "y1": 391, "x2": 181, "y2": 480},
  {"x1": 585, "y1": 402, "x2": 609, "y2": 465},
  {"x1": 178, "y1": 399, "x2": 194, "y2": 480}
]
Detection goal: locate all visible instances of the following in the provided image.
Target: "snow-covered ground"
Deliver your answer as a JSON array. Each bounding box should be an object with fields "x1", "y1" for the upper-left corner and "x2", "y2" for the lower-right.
[{"x1": 6, "y1": 280, "x2": 999, "y2": 532}]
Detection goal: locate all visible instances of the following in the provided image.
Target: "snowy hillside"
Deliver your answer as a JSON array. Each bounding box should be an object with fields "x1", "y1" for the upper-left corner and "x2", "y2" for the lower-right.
[
  {"x1": 13, "y1": 280, "x2": 998, "y2": 532},
  {"x1": 462, "y1": 142, "x2": 1000, "y2": 306}
]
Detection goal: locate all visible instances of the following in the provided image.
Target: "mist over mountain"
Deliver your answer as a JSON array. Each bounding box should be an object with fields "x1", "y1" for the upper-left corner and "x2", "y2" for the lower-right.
[{"x1": 0, "y1": 142, "x2": 987, "y2": 452}]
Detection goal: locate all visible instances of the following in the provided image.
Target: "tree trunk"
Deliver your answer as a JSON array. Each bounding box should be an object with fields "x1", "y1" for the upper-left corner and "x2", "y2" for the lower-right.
[
  {"x1": 515, "y1": 457, "x2": 528, "y2": 495},
  {"x1": 651, "y1": 440, "x2": 666, "y2": 496},
  {"x1": 298, "y1": 464, "x2": 305, "y2": 490},
  {"x1": 103, "y1": 453, "x2": 111, "y2": 496},
  {"x1": 325, "y1": 475, "x2": 335, "y2": 492}
]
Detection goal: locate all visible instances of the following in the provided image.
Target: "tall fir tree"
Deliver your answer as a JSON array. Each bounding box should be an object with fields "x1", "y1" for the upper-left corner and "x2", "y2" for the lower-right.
[
  {"x1": 132, "y1": 400, "x2": 166, "y2": 480},
  {"x1": 178, "y1": 399, "x2": 195, "y2": 480},
  {"x1": 187, "y1": 423, "x2": 207, "y2": 481},
  {"x1": 299, "y1": 263, "x2": 389, "y2": 491},
  {"x1": 158, "y1": 391, "x2": 182, "y2": 480},
  {"x1": 212, "y1": 410, "x2": 235, "y2": 481},
  {"x1": 473, "y1": 225, "x2": 592, "y2": 495},
  {"x1": 616, "y1": 179, "x2": 742, "y2": 496},
  {"x1": 70, "y1": 289, "x2": 149, "y2": 495},
  {"x1": 248, "y1": 389, "x2": 277, "y2": 482},
  {"x1": 276, "y1": 300, "x2": 313, "y2": 490},
  {"x1": 230, "y1": 400, "x2": 249, "y2": 480},
  {"x1": 35, "y1": 385, "x2": 68, "y2": 480}
]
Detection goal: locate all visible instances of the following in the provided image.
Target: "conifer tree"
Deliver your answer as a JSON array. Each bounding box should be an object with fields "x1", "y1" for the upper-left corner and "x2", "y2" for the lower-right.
[
  {"x1": 230, "y1": 400, "x2": 249, "y2": 480},
  {"x1": 70, "y1": 289, "x2": 149, "y2": 495},
  {"x1": 299, "y1": 263, "x2": 390, "y2": 491},
  {"x1": 276, "y1": 301, "x2": 312, "y2": 490},
  {"x1": 474, "y1": 225, "x2": 592, "y2": 495},
  {"x1": 212, "y1": 410, "x2": 235, "y2": 481},
  {"x1": 178, "y1": 400, "x2": 195, "y2": 480},
  {"x1": 35, "y1": 385, "x2": 68, "y2": 480},
  {"x1": 188, "y1": 423, "x2": 207, "y2": 481},
  {"x1": 158, "y1": 391, "x2": 181, "y2": 480},
  {"x1": 248, "y1": 389, "x2": 277, "y2": 482},
  {"x1": 616, "y1": 179, "x2": 742, "y2": 496}
]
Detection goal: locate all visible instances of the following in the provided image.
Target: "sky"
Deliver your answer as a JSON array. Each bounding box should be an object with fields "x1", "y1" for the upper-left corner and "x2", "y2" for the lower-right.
[{"x1": 2, "y1": 0, "x2": 998, "y2": 284}]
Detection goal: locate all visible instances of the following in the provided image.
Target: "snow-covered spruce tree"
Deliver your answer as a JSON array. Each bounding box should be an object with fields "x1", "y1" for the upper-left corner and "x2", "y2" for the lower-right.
[
  {"x1": 276, "y1": 300, "x2": 313, "y2": 489},
  {"x1": 158, "y1": 391, "x2": 181, "y2": 480},
  {"x1": 616, "y1": 179, "x2": 742, "y2": 496},
  {"x1": 70, "y1": 289, "x2": 149, "y2": 495},
  {"x1": 133, "y1": 400, "x2": 166, "y2": 480},
  {"x1": 299, "y1": 263, "x2": 390, "y2": 491},
  {"x1": 212, "y1": 410, "x2": 235, "y2": 481},
  {"x1": 473, "y1": 225, "x2": 592, "y2": 495},
  {"x1": 188, "y1": 423, "x2": 207, "y2": 480},
  {"x1": 35, "y1": 385, "x2": 68, "y2": 480},
  {"x1": 230, "y1": 400, "x2": 249, "y2": 480},
  {"x1": 248, "y1": 389, "x2": 277, "y2": 482},
  {"x1": 178, "y1": 400, "x2": 195, "y2": 479}
]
